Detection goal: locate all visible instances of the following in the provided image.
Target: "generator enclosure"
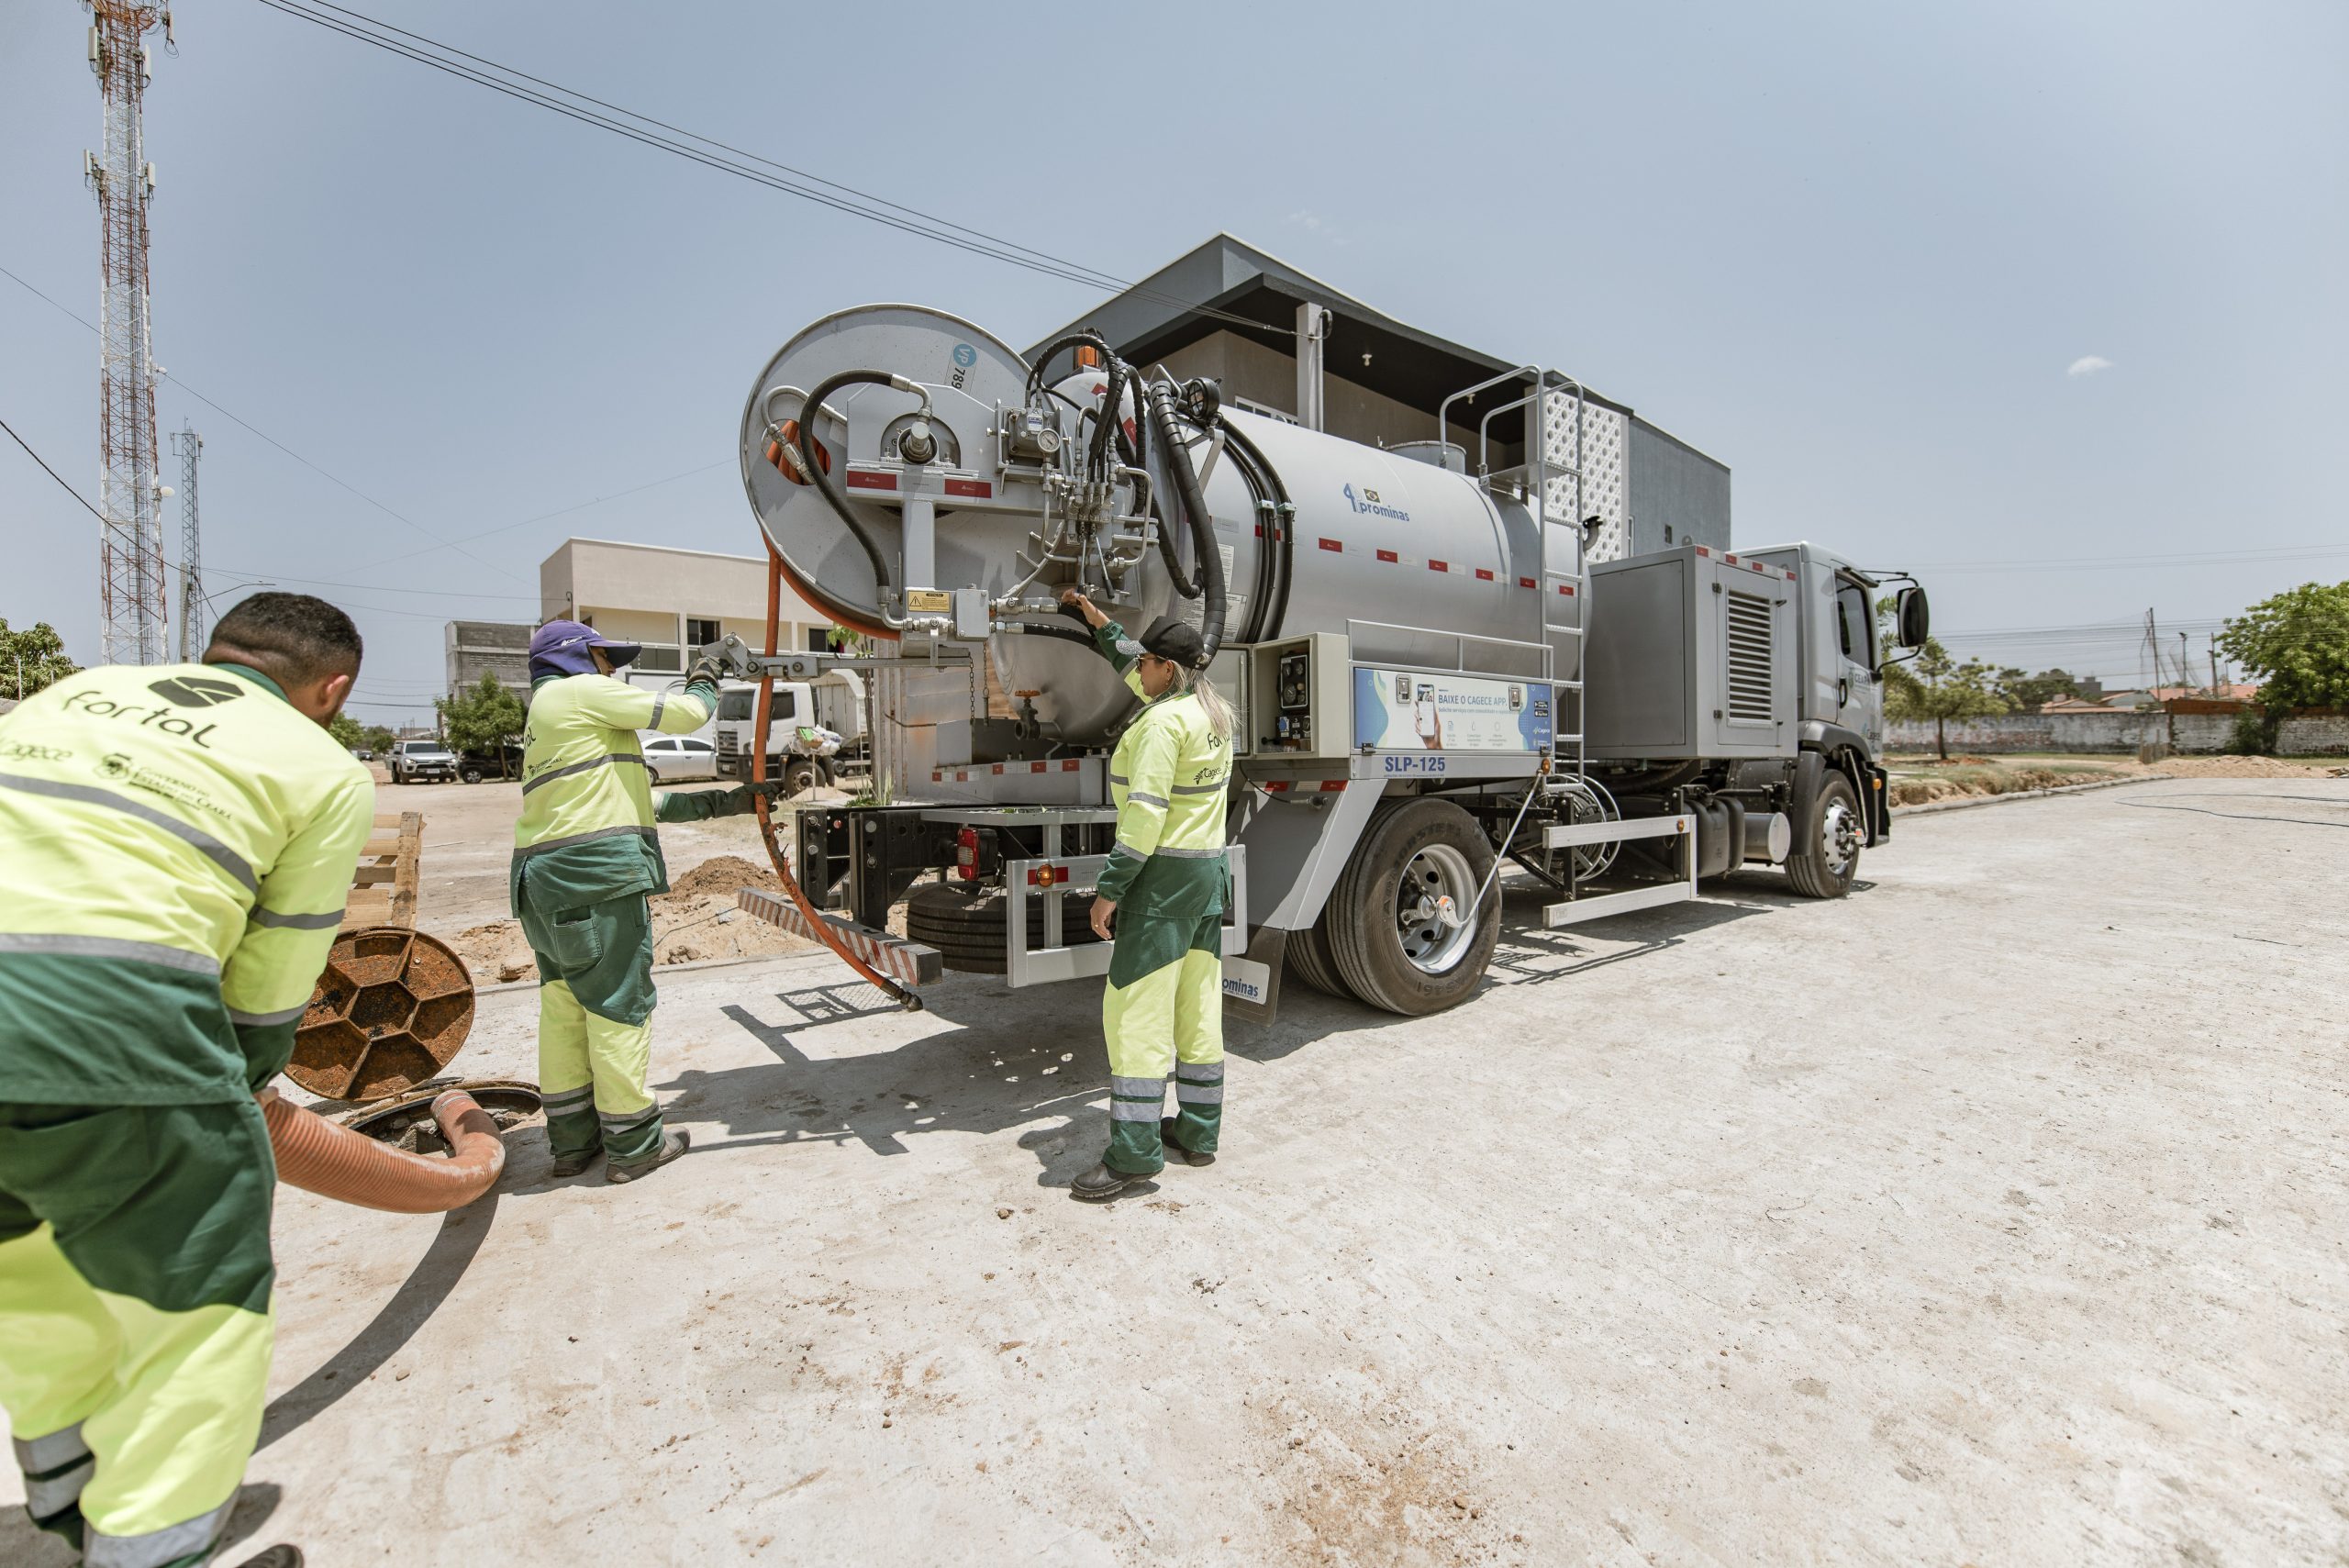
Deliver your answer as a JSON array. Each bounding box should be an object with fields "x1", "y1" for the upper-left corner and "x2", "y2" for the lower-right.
[{"x1": 1582, "y1": 544, "x2": 1798, "y2": 760}]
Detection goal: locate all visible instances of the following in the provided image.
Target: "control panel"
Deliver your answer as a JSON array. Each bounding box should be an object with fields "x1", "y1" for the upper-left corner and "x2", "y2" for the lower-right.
[{"x1": 1242, "y1": 632, "x2": 1351, "y2": 760}]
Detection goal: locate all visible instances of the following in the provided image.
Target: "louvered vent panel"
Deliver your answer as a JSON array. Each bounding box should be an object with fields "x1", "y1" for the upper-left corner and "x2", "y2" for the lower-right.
[{"x1": 1724, "y1": 590, "x2": 1775, "y2": 723}]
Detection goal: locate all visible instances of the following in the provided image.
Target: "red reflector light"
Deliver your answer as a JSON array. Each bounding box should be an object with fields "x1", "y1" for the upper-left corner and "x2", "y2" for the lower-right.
[{"x1": 955, "y1": 828, "x2": 979, "y2": 883}]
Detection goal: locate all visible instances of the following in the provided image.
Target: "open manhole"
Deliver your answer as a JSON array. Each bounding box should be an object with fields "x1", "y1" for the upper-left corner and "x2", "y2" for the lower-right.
[
  {"x1": 290, "y1": 928, "x2": 476, "y2": 1102},
  {"x1": 340, "y1": 1078, "x2": 545, "y2": 1152}
]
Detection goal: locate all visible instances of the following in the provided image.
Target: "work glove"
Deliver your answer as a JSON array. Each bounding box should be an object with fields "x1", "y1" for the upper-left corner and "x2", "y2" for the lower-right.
[{"x1": 685, "y1": 653, "x2": 725, "y2": 691}]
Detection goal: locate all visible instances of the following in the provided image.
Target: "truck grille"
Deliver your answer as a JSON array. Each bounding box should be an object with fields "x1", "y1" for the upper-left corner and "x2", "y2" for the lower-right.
[{"x1": 1724, "y1": 590, "x2": 1775, "y2": 723}]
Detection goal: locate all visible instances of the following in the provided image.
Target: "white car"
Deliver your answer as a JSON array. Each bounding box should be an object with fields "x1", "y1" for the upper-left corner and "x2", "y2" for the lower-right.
[{"x1": 640, "y1": 734, "x2": 718, "y2": 784}]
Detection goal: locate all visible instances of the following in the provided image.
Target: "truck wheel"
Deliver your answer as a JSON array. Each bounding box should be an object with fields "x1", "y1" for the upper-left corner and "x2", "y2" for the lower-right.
[
  {"x1": 906, "y1": 882, "x2": 1101, "y2": 973},
  {"x1": 783, "y1": 760, "x2": 820, "y2": 796},
  {"x1": 1324, "y1": 797, "x2": 1500, "y2": 1016},
  {"x1": 1786, "y1": 771, "x2": 1863, "y2": 898},
  {"x1": 1283, "y1": 914, "x2": 1353, "y2": 1001}
]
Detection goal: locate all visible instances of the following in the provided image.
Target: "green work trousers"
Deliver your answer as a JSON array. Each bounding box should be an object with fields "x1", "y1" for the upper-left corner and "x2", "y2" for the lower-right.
[
  {"x1": 1100, "y1": 910, "x2": 1226, "y2": 1174},
  {"x1": 0, "y1": 1100, "x2": 277, "y2": 1568},
  {"x1": 516, "y1": 886, "x2": 664, "y2": 1165}
]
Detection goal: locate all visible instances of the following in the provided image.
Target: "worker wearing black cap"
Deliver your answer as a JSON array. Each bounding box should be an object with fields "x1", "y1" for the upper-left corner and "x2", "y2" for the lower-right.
[{"x1": 1058, "y1": 590, "x2": 1235, "y2": 1200}]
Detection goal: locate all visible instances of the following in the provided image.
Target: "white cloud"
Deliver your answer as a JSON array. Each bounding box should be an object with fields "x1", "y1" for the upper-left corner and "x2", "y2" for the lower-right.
[
  {"x1": 1283, "y1": 209, "x2": 1348, "y2": 247},
  {"x1": 2066, "y1": 355, "x2": 2114, "y2": 378}
]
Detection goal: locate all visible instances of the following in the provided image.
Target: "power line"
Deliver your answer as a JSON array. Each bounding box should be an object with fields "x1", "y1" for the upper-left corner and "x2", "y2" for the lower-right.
[
  {"x1": 0, "y1": 261, "x2": 522, "y2": 583},
  {"x1": 6, "y1": 261, "x2": 724, "y2": 578},
  {"x1": 248, "y1": 0, "x2": 1290, "y2": 341},
  {"x1": 1, "y1": 415, "x2": 110, "y2": 527}
]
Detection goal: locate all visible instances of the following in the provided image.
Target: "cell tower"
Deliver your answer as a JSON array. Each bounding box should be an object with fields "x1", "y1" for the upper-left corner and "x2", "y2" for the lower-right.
[
  {"x1": 172, "y1": 421, "x2": 203, "y2": 660},
  {"x1": 83, "y1": 2, "x2": 174, "y2": 665}
]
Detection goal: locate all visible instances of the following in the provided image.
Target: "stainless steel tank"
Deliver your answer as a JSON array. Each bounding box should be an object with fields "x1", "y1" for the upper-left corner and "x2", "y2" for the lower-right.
[{"x1": 739, "y1": 305, "x2": 1547, "y2": 747}]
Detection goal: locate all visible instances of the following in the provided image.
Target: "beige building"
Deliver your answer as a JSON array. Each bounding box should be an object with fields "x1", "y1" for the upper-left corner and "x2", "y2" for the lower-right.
[{"x1": 537, "y1": 538, "x2": 832, "y2": 673}]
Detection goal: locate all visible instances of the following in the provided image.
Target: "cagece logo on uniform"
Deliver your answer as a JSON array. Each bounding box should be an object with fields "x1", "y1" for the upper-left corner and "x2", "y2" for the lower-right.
[{"x1": 59, "y1": 674, "x2": 244, "y2": 749}]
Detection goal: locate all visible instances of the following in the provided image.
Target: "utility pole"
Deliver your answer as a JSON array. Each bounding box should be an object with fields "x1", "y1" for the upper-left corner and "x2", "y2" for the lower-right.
[
  {"x1": 2210, "y1": 635, "x2": 2222, "y2": 695},
  {"x1": 84, "y1": 1, "x2": 175, "y2": 665},
  {"x1": 171, "y1": 421, "x2": 202, "y2": 660},
  {"x1": 2177, "y1": 631, "x2": 2191, "y2": 695}
]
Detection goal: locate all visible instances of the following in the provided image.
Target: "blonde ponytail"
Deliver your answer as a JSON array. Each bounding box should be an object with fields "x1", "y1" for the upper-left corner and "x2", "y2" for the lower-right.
[{"x1": 1171, "y1": 666, "x2": 1233, "y2": 740}]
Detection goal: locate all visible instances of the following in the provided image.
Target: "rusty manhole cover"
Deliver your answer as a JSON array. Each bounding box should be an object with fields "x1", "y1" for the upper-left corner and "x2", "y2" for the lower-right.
[{"x1": 290, "y1": 927, "x2": 476, "y2": 1102}]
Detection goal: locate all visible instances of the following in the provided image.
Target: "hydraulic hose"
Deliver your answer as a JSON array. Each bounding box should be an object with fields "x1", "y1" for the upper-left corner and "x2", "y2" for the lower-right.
[
  {"x1": 260, "y1": 1087, "x2": 503, "y2": 1213},
  {"x1": 1145, "y1": 380, "x2": 1228, "y2": 659},
  {"x1": 1218, "y1": 415, "x2": 1294, "y2": 640},
  {"x1": 1217, "y1": 428, "x2": 1277, "y2": 643},
  {"x1": 796, "y1": 370, "x2": 905, "y2": 601},
  {"x1": 751, "y1": 545, "x2": 921, "y2": 1010}
]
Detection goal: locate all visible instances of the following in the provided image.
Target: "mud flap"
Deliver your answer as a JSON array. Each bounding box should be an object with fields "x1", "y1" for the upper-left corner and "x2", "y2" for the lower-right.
[{"x1": 1220, "y1": 925, "x2": 1286, "y2": 1029}]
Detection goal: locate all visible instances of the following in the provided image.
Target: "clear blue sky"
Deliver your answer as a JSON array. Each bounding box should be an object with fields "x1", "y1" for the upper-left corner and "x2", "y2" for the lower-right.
[{"x1": 5, "y1": 1, "x2": 2343, "y2": 717}]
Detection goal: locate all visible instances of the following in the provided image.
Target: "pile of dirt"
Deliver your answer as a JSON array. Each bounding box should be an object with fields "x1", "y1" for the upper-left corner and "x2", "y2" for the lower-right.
[
  {"x1": 1888, "y1": 765, "x2": 2114, "y2": 806},
  {"x1": 2150, "y1": 755, "x2": 2344, "y2": 778},
  {"x1": 444, "y1": 854, "x2": 810, "y2": 985},
  {"x1": 666, "y1": 853, "x2": 782, "y2": 897}
]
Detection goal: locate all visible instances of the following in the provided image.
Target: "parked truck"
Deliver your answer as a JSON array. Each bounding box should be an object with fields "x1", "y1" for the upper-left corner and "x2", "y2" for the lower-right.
[
  {"x1": 712, "y1": 306, "x2": 1928, "y2": 1018},
  {"x1": 711, "y1": 673, "x2": 869, "y2": 791}
]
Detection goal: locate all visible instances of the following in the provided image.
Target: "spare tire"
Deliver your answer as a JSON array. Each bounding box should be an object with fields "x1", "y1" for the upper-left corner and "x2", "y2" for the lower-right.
[{"x1": 907, "y1": 881, "x2": 1103, "y2": 974}]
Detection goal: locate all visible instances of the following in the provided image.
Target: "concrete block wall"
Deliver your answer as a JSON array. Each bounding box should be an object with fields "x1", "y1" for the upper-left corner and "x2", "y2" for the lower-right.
[{"x1": 1887, "y1": 708, "x2": 2349, "y2": 755}]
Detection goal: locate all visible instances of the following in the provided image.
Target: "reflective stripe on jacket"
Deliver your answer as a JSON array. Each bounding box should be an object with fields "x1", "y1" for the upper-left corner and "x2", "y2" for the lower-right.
[
  {"x1": 0, "y1": 662, "x2": 374, "y2": 1103},
  {"x1": 1093, "y1": 620, "x2": 1230, "y2": 917},
  {"x1": 510, "y1": 673, "x2": 714, "y2": 910}
]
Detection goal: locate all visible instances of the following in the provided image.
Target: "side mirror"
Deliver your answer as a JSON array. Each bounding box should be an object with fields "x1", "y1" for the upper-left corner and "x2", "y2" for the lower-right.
[{"x1": 1895, "y1": 585, "x2": 1931, "y2": 650}]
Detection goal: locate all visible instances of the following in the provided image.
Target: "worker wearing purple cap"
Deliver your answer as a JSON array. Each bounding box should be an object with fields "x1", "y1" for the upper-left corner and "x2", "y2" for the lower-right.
[{"x1": 514, "y1": 621, "x2": 776, "y2": 1184}]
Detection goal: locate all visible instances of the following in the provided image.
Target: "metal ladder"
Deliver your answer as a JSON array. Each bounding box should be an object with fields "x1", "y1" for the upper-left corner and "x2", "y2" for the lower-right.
[{"x1": 1436, "y1": 368, "x2": 1698, "y2": 928}]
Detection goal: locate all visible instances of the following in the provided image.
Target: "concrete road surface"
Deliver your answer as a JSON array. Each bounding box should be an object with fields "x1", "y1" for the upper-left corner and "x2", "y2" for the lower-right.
[{"x1": 6, "y1": 776, "x2": 2344, "y2": 1565}]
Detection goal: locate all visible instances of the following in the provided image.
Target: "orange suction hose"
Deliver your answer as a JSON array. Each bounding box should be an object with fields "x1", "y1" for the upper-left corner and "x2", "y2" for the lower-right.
[
  {"x1": 261, "y1": 1087, "x2": 505, "y2": 1213},
  {"x1": 751, "y1": 543, "x2": 919, "y2": 1009}
]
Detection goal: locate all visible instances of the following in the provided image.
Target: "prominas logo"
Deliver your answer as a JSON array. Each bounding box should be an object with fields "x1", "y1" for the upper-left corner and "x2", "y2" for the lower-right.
[
  {"x1": 1342, "y1": 484, "x2": 1411, "y2": 523},
  {"x1": 96, "y1": 752, "x2": 132, "y2": 781},
  {"x1": 146, "y1": 675, "x2": 246, "y2": 709}
]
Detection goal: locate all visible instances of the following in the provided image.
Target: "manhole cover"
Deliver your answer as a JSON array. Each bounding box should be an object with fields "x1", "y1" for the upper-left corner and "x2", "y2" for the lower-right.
[{"x1": 290, "y1": 927, "x2": 476, "y2": 1102}]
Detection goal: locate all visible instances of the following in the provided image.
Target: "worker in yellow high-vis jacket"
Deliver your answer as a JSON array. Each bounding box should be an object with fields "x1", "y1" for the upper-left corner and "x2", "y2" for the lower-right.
[
  {"x1": 515, "y1": 621, "x2": 779, "y2": 1184},
  {"x1": 0, "y1": 594, "x2": 375, "y2": 1568},
  {"x1": 1058, "y1": 591, "x2": 1234, "y2": 1202}
]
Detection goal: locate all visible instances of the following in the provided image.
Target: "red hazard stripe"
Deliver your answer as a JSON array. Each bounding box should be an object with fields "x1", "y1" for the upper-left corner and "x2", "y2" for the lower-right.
[
  {"x1": 1475, "y1": 568, "x2": 1495, "y2": 581},
  {"x1": 847, "y1": 470, "x2": 897, "y2": 492},
  {"x1": 1558, "y1": 584, "x2": 1576, "y2": 596},
  {"x1": 1376, "y1": 549, "x2": 1399, "y2": 563},
  {"x1": 1519, "y1": 576, "x2": 1537, "y2": 589},
  {"x1": 1319, "y1": 538, "x2": 1344, "y2": 552},
  {"x1": 1429, "y1": 559, "x2": 1449, "y2": 573},
  {"x1": 943, "y1": 477, "x2": 992, "y2": 498}
]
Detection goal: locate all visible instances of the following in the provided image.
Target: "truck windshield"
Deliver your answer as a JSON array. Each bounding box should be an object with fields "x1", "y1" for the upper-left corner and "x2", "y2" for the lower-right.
[{"x1": 717, "y1": 690, "x2": 756, "y2": 721}]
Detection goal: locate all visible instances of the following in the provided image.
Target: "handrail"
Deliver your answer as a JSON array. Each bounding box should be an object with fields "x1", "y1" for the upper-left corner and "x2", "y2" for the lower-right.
[{"x1": 1436, "y1": 363, "x2": 1540, "y2": 454}]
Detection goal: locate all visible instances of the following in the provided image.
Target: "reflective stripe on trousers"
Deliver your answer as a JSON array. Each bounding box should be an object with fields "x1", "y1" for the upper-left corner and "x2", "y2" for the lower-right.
[{"x1": 1099, "y1": 909, "x2": 1225, "y2": 1173}]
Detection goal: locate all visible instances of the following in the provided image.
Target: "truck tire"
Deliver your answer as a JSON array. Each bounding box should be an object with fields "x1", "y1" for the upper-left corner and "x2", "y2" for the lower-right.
[
  {"x1": 783, "y1": 759, "x2": 820, "y2": 796},
  {"x1": 1283, "y1": 914, "x2": 1353, "y2": 1001},
  {"x1": 1786, "y1": 769, "x2": 1863, "y2": 899},
  {"x1": 1323, "y1": 797, "x2": 1500, "y2": 1016},
  {"x1": 906, "y1": 882, "x2": 1102, "y2": 974}
]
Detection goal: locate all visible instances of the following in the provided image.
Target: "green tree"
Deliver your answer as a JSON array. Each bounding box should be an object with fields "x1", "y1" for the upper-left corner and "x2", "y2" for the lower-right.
[
  {"x1": 1992, "y1": 666, "x2": 2078, "y2": 714},
  {"x1": 362, "y1": 724, "x2": 397, "y2": 753},
  {"x1": 327, "y1": 713, "x2": 365, "y2": 751},
  {"x1": 435, "y1": 673, "x2": 526, "y2": 775},
  {"x1": 1886, "y1": 639, "x2": 2008, "y2": 758},
  {"x1": 2216, "y1": 581, "x2": 2349, "y2": 713},
  {"x1": 0, "y1": 619, "x2": 81, "y2": 699}
]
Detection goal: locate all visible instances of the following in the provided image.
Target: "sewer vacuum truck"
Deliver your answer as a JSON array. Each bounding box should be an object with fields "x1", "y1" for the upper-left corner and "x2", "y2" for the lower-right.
[{"x1": 709, "y1": 305, "x2": 1929, "y2": 1019}]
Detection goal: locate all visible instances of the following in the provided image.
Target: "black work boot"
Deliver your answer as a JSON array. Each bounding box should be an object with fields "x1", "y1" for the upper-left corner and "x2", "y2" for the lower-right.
[
  {"x1": 1070, "y1": 1162, "x2": 1154, "y2": 1202},
  {"x1": 549, "y1": 1147, "x2": 601, "y2": 1179},
  {"x1": 1160, "y1": 1118, "x2": 1217, "y2": 1167},
  {"x1": 230, "y1": 1548, "x2": 305, "y2": 1567},
  {"x1": 606, "y1": 1129, "x2": 690, "y2": 1184}
]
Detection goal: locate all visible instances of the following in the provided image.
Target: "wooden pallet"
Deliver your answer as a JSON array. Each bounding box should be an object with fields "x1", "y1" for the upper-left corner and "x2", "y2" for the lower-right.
[{"x1": 342, "y1": 811, "x2": 422, "y2": 930}]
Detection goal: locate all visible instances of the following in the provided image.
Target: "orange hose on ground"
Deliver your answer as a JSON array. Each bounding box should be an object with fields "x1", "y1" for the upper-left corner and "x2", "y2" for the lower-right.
[
  {"x1": 260, "y1": 1087, "x2": 505, "y2": 1213},
  {"x1": 751, "y1": 543, "x2": 919, "y2": 1009}
]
